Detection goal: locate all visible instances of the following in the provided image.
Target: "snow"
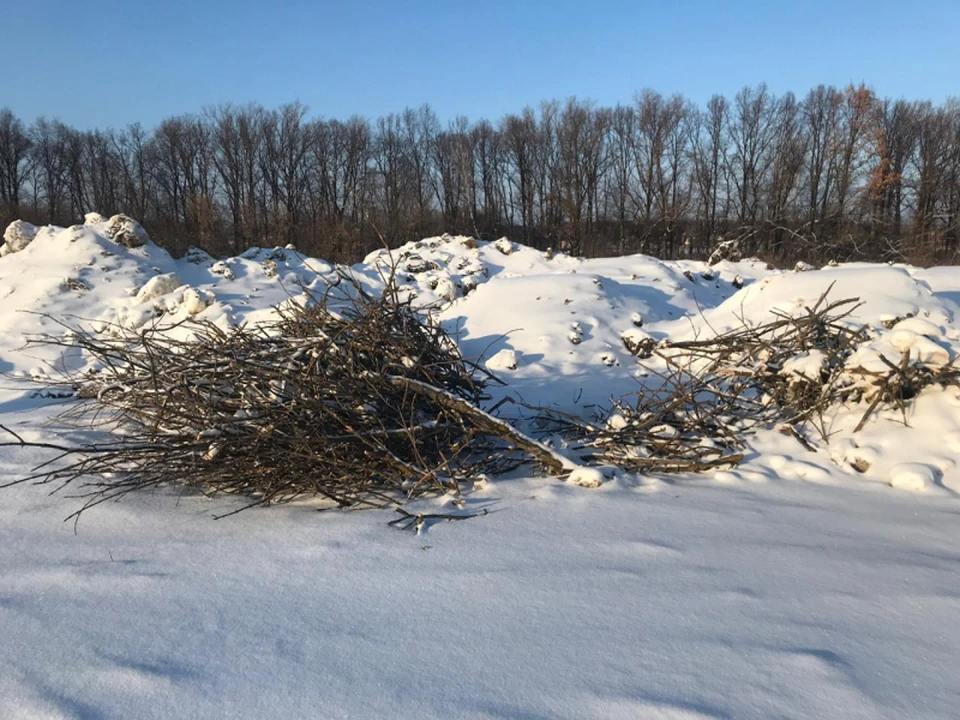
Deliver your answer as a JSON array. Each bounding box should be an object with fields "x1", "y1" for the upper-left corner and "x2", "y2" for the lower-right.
[
  {"x1": 888, "y1": 462, "x2": 938, "y2": 491},
  {"x1": 780, "y1": 349, "x2": 826, "y2": 383},
  {"x1": 135, "y1": 272, "x2": 182, "y2": 303},
  {"x1": 3, "y1": 469, "x2": 960, "y2": 719},
  {"x1": 485, "y1": 348, "x2": 518, "y2": 371},
  {"x1": 102, "y1": 214, "x2": 150, "y2": 249},
  {"x1": 2, "y1": 218, "x2": 960, "y2": 718},
  {"x1": 2, "y1": 218, "x2": 38, "y2": 252},
  {"x1": 567, "y1": 466, "x2": 605, "y2": 487}
]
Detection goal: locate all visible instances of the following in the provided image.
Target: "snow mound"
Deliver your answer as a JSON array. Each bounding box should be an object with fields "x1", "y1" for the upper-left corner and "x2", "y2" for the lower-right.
[
  {"x1": 676, "y1": 265, "x2": 953, "y2": 339},
  {"x1": 136, "y1": 273, "x2": 182, "y2": 303},
  {"x1": 3, "y1": 219, "x2": 38, "y2": 253},
  {"x1": 486, "y1": 348, "x2": 518, "y2": 371},
  {"x1": 103, "y1": 213, "x2": 150, "y2": 248},
  {"x1": 888, "y1": 463, "x2": 938, "y2": 492},
  {"x1": 569, "y1": 467, "x2": 605, "y2": 488},
  {"x1": 0, "y1": 218, "x2": 339, "y2": 371}
]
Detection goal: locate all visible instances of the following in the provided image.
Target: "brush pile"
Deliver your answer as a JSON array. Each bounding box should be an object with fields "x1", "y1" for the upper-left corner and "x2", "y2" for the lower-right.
[
  {"x1": 2, "y1": 273, "x2": 567, "y2": 516},
  {"x1": 6, "y1": 271, "x2": 959, "y2": 517},
  {"x1": 541, "y1": 289, "x2": 960, "y2": 472}
]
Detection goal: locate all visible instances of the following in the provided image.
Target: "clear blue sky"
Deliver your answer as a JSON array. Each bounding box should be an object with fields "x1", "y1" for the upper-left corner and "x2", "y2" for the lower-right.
[{"x1": 4, "y1": 0, "x2": 957, "y2": 129}]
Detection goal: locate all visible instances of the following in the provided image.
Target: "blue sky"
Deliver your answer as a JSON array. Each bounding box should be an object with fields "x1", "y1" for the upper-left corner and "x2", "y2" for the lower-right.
[{"x1": 3, "y1": 0, "x2": 957, "y2": 128}]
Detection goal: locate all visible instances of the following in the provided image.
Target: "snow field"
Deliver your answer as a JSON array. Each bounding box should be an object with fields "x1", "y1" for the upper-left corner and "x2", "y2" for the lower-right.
[{"x1": 3, "y1": 218, "x2": 960, "y2": 718}]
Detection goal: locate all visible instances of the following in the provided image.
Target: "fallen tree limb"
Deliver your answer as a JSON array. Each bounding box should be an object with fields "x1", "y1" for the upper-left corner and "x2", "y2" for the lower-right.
[{"x1": 386, "y1": 375, "x2": 571, "y2": 477}]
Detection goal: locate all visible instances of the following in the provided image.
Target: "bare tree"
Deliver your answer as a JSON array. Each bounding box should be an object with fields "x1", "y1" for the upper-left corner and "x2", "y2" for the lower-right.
[
  {"x1": 727, "y1": 85, "x2": 779, "y2": 236},
  {"x1": 801, "y1": 85, "x2": 842, "y2": 233},
  {"x1": 606, "y1": 104, "x2": 637, "y2": 252},
  {"x1": 471, "y1": 119, "x2": 505, "y2": 236},
  {"x1": 30, "y1": 118, "x2": 71, "y2": 223},
  {"x1": 690, "y1": 95, "x2": 729, "y2": 251},
  {"x1": 3, "y1": 86, "x2": 960, "y2": 265},
  {"x1": 0, "y1": 108, "x2": 33, "y2": 221},
  {"x1": 766, "y1": 92, "x2": 806, "y2": 255},
  {"x1": 501, "y1": 109, "x2": 538, "y2": 240},
  {"x1": 632, "y1": 90, "x2": 688, "y2": 254}
]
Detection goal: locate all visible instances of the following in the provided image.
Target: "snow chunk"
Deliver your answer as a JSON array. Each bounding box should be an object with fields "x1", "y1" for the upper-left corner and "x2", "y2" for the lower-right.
[
  {"x1": 892, "y1": 317, "x2": 943, "y2": 337},
  {"x1": 181, "y1": 287, "x2": 214, "y2": 315},
  {"x1": 211, "y1": 261, "x2": 235, "y2": 280},
  {"x1": 911, "y1": 337, "x2": 951, "y2": 367},
  {"x1": 888, "y1": 328, "x2": 919, "y2": 354},
  {"x1": 708, "y1": 237, "x2": 742, "y2": 265},
  {"x1": 884, "y1": 328, "x2": 951, "y2": 366},
  {"x1": 433, "y1": 276, "x2": 457, "y2": 302},
  {"x1": 606, "y1": 412, "x2": 628, "y2": 430},
  {"x1": 569, "y1": 467, "x2": 605, "y2": 488},
  {"x1": 136, "y1": 273, "x2": 181, "y2": 303},
  {"x1": 780, "y1": 350, "x2": 826, "y2": 383},
  {"x1": 3, "y1": 219, "x2": 38, "y2": 252},
  {"x1": 888, "y1": 463, "x2": 937, "y2": 492},
  {"x1": 83, "y1": 212, "x2": 106, "y2": 225},
  {"x1": 599, "y1": 352, "x2": 617, "y2": 366},
  {"x1": 404, "y1": 255, "x2": 436, "y2": 274},
  {"x1": 104, "y1": 214, "x2": 150, "y2": 248},
  {"x1": 184, "y1": 246, "x2": 214, "y2": 265},
  {"x1": 486, "y1": 349, "x2": 518, "y2": 371},
  {"x1": 494, "y1": 237, "x2": 515, "y2": 255}
]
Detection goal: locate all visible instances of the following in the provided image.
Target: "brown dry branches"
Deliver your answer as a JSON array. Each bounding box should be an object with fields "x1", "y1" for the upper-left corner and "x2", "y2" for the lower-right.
[
  {"x1": 0, "y1": 271, "x2": 568, "y2": 518},
  {"x1": 537, "y1": 289, "x2": 878, "y2": 472}
]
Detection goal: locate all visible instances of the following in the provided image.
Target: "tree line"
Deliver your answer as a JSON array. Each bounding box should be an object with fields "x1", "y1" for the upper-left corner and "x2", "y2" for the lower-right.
[{"x1": 2, "y1": 84, "x2": 959, "y2": 265}]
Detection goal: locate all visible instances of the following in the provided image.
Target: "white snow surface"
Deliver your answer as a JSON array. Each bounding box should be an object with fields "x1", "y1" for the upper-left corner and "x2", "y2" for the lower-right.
[{"x1": 2, "y1": 220, "x2": 960, "y2": 718}]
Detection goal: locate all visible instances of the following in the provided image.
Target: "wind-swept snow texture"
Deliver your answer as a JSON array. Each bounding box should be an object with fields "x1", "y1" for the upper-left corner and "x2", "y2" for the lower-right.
[{"x1": 2, "y1": 220, "x2": 960, "y2": 718}]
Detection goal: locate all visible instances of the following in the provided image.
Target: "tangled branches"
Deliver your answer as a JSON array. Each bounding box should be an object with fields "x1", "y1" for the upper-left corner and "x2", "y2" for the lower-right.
[
  {"x1": 1, "y1": 272, "x2": 568, "y2": 518},
  {"x1": 539, "y1": 289, "x2": 889, "y2": 472},
  {"x1": 6, "y1": 271, "x2": 958, "y2": 520}
]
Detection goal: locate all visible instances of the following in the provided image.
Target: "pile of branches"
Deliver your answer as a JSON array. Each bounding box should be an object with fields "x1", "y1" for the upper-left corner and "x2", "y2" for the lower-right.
[
  {"x1": 8, "y1": 275, "x2": 958, "y2": 520},
  {"x1": 2, "y1": 273, "x2": 566, "y2": 517},
  {"x1": 539, "y1": 290, "x2": 889, "y2": 471}
]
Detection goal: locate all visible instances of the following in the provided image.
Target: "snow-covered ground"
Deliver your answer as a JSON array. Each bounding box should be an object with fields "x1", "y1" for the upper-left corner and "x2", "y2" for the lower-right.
[{"x1": 2, "y1": 217, "x2": 960, "y2": 718}]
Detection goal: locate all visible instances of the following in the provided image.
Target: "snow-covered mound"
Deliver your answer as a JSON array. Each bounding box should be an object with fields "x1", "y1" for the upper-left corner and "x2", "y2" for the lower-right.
[
  {"x1": 2, "y1": 219, "x2": 38, "y2": 253},
  {"x1": 3, "y1": 215, "x2": 960, "y2": 495},
  {"x1": 0, "y1": 220, "x2": 334, "y2": 376},
  {"x1": 672, "y1": 264, "x2": 954, "y2": 335},
  {"x1": 0, "y1": 223, "x2": 768, "y2": 389}
]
